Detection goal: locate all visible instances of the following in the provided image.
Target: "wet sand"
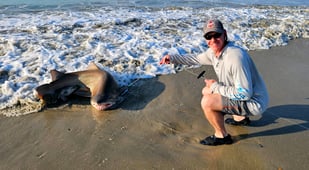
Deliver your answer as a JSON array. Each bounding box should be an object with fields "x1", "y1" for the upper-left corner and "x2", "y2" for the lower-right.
[{"x1": 0, "y1": 39, "x2": 308, "y2": 169}]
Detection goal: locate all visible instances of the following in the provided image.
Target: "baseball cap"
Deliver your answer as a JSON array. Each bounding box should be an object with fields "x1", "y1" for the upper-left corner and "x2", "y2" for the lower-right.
[{"x1": 203, "y1": 19, "x2": 225, "y2": 35}]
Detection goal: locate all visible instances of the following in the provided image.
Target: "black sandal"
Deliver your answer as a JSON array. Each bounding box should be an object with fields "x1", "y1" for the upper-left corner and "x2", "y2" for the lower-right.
[
  {"x1": 200, "y1": 134, "x2": 233, "y2": 146},
  {"x1": 225, "y1": 117, "x2": 251, "y2": 126}
]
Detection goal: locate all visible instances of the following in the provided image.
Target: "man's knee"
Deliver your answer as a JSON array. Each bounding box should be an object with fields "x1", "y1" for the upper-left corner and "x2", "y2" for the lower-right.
[{"x1": 201, "y1": 94, "x2": 222, "y2": 111}]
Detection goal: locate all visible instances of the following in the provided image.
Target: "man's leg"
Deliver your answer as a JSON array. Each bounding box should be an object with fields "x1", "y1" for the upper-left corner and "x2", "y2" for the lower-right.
[
  {"x1": 225, "y1": 114, "x2": 250, "y2": 126},
  {"x1": 200, "y1": 94, "x2": 233, "y2": 145},
  {"x1": 200, "y1": 94, "x2": 227, "y2": 138},
  {"x1": 232, "y1": 115, "x2": 246, "y2": 121}
]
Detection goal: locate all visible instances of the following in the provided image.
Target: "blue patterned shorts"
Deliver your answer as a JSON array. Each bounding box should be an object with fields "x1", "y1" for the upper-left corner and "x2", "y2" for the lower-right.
[{"x1": 221, "y1": 96, "x2": 253, "y2": 116}]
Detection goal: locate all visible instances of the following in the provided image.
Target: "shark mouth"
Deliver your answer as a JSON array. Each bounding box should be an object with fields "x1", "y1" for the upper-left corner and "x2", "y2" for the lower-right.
[{"x1": 91, "y1": 102, "x2": 115, "y2": 111}]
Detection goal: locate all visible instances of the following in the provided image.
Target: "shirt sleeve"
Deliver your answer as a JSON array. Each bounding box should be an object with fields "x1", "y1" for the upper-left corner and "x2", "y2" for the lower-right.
[
  {"x1": 169, "y1": 52, "x2": 212, "y2": 66},
  {"x1": 210, "y1": 51, "x2": 253, "y2": 100}
]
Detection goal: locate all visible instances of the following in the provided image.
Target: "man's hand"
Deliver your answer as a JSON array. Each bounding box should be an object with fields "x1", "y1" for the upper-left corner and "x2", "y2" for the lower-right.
[
  {"x1": 205, "y1": 79, "x2": 216, "y2": 88},
  {"x1": 202, "y1": 79, "x2": 217, "y2": 95}
]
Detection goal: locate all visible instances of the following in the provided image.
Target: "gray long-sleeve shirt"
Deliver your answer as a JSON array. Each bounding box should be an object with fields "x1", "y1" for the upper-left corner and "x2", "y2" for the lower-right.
[{"x1": 169, "y1": 42, "x2": 269, "y2": 115}]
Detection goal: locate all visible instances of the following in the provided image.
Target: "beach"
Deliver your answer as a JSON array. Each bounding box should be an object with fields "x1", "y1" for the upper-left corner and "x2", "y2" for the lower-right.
[
  {"x1": 1, "y1": 3, "x2": 308, "y2": 116},
  {"x1": 0, "y1": 38, "x2": 308, "y2": 169}
]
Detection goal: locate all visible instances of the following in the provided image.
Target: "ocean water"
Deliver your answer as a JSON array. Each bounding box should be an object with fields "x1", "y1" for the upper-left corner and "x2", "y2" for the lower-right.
[{"x1": 0, "y1": 0, "x2": 308, "y2": 116}]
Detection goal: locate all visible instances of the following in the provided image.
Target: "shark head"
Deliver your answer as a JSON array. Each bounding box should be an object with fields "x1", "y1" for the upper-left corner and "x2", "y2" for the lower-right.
[{"x1": 90, "y1": 93, "x2": 122, "y2": 110}]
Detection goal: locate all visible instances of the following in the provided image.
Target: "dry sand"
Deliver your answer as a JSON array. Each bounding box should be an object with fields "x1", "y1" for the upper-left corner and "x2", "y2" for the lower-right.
[{"x1": 0, "y1": 39, "x2": 308, "y2": 170}]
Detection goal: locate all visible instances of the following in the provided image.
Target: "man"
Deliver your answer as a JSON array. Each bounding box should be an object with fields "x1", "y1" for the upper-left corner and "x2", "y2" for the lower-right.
[{"x1": 159, "y1": 19, "x2": 269, "y2": 146}]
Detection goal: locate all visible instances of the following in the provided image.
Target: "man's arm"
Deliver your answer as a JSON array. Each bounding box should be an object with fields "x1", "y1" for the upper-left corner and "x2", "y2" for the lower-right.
[{"x1": 210, "y1": 52, "x2": 253, "y2": 100}]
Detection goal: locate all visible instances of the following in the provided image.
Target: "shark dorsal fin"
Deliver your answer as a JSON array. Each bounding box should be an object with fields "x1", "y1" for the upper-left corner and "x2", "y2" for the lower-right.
[
  {"x1": 87, "y1": 62, "x2": 101, "y2": 71},
  {"x1": 50, "y1": 70, "x2": 65, "y2": 81}
]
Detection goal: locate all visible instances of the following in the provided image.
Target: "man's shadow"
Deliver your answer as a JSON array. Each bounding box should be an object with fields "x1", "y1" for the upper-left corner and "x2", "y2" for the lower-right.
[{"x1": 237, "y1": 104, "x2": 309, "y2": 139}]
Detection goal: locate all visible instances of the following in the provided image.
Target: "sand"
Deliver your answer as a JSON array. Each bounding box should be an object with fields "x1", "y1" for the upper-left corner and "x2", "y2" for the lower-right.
[{"x1": 0, "y1": 39, "x2": 308, "y2": 170}]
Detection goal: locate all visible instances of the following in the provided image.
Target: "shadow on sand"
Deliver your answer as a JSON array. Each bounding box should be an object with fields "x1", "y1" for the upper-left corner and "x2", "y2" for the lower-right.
[
  {"x1": 237, "y1": 104, "x2": 309, "y2": 140},
  {"x1": 118, "y1": 77, "x2": 165, "y2": 110}
]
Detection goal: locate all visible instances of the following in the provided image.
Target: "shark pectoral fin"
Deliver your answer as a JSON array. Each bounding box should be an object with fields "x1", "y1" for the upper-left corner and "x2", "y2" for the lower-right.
[
  {"x1": 50, "y1": 70, "x2": 66, "y2": 81},
  {"x1": 74, "y1": 87, "x2": 91, "y2": 97},
  {"x1": 58, "y1": 85, "x2": 80, "y2": 101}
]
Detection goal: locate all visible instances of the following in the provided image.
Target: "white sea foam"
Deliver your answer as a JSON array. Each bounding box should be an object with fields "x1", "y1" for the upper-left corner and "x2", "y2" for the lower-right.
[{"x1": 0, "y1": 5, "x2": 308, "y2": 116}]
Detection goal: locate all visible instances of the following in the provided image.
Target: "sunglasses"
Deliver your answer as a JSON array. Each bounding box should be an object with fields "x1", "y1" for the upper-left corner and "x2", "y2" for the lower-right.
[{"x1": 204, "y1": 33, "x2": 222, "y2": 40}]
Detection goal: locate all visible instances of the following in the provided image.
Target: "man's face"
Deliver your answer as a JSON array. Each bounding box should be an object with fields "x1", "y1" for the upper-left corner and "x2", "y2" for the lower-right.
[{"x1": 205, "y1": 32, "x2": 225, "y2": 55}]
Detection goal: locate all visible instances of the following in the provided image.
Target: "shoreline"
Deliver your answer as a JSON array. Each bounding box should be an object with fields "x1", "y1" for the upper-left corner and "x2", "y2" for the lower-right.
[{"x1": 1, "y1": 38, "x2": 308, "y2": 169}]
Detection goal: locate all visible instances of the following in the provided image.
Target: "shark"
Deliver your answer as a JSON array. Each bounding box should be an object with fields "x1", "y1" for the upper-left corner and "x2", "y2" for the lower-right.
[{"x1": 35, "y1": 62, "x2": 123, "y2": 110}]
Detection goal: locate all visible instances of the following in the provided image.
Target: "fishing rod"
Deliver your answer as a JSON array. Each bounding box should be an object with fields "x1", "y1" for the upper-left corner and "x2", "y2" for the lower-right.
[{"x1": 185, "y1": 69, "x2": 206, "y2": 79}]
